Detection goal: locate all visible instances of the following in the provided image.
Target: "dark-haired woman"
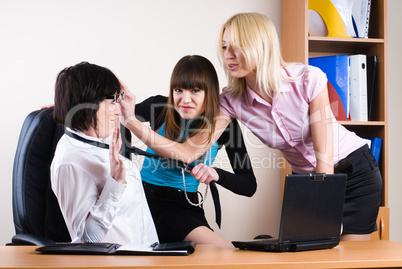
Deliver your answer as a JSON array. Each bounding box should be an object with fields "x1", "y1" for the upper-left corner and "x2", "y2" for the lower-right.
[
  {"x1": 132, "y1": 55, "x2": 256, "y2": 244},
  {"x1": 51, "y1": 62, "x2": 158, "y2": 245}
]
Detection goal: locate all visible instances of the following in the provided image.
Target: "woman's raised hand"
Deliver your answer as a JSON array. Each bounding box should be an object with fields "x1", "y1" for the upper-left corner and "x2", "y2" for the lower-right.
[{"x1": 109, "y1": 121, "x2": 127, "y2": 184}]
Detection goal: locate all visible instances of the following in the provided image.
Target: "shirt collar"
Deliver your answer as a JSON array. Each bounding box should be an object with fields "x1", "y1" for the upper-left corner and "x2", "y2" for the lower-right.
[{"x1": 245, "y1": 84, "x2": 276, "y2": 107}]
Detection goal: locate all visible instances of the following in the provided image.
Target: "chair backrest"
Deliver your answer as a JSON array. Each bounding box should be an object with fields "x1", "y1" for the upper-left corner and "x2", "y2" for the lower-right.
[{"x1": 12, "y1": 107, "x2": 71, "y2": 242}]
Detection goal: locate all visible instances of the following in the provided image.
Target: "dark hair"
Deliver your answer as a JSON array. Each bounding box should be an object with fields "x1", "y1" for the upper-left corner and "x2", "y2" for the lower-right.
[
  {"x1": 53, "y1": 62, "x2": 121, "y2": 131},
  {"x1": 163, "y1": 55, "x2": 220, "y2": 144}
]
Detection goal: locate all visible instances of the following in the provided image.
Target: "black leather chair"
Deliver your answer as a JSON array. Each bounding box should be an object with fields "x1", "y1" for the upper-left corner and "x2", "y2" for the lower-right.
[{"x1": 8, "y1": 107, "x2": 70, "y2": 245}]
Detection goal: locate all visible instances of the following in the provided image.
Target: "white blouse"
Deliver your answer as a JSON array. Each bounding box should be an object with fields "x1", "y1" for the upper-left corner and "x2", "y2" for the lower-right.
[{"x1": 50, "y1": 128, "x2": 158, "y2": 245}]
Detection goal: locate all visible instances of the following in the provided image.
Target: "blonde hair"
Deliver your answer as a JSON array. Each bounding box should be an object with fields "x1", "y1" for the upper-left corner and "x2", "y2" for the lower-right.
[{"x1": 217, "y1": 12, "x2": 289, "y2": 98}]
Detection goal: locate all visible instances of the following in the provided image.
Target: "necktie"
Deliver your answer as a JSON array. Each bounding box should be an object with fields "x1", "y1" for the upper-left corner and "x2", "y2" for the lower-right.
[{"x1": 64, "y1": 129, "x2": 221, "y2": 228}]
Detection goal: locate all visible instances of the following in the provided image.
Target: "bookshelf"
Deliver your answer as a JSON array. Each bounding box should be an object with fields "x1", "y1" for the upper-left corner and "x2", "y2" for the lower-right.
[{"x1": 280, "y1": 0, "x2": 388, "y2": 240}]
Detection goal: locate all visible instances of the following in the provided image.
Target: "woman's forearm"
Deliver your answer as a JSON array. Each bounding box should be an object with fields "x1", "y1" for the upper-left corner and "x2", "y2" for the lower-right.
[
  {"x1": 120, "y1": 89, "x2": 232, "y2": 163},
  {"x1": 124, "y1": 116, "x2": 208, "y2": 162},
  {"x1": 215, "y1": 168, "x2": 257, "y2": 197},
  {"x1": 82, "y1": 177, "x2": 127, "y2": 242},
  {"x1": 310, "y1": 86, "x2": 334, "y2": 174}
]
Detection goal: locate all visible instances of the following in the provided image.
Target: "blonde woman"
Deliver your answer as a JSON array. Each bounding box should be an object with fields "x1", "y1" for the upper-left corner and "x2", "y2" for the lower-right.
[{"x1": 120, "y1": 13, "x2": 381, "y2": 241}]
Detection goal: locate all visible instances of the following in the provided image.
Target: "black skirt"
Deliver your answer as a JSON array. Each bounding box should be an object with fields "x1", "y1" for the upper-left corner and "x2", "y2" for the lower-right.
[
  {"x1": 335, "y1": 144, "x2": 382, "y2": 234},
  {"x1": 142, "y1": 181, "x2": 212, "y2": 243}
]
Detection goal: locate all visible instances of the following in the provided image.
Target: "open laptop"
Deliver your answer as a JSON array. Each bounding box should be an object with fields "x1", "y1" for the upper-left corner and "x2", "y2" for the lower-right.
[{"x1": 232, "y1": 173, "x2": 347, "y2": 252}]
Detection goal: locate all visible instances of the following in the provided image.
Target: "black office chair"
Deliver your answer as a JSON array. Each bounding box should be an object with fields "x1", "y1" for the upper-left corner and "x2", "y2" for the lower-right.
[{"x1": 8, "y1": 107, "x2": 70, "y2": 245}]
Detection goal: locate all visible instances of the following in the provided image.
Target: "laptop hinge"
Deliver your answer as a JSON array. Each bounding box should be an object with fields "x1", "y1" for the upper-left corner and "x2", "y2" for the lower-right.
[{"x1": 309, "y1": 173, "x2": 326, "y2": 181}]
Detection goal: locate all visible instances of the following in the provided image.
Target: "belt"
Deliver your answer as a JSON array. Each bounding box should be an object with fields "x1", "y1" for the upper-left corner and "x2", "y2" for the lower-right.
[
  {"x1": 143, "y1": 181, "x2": 199, "y2": 203},
  {"x1": 210, "y1": 182, "x2": 221, "y2": 228}
]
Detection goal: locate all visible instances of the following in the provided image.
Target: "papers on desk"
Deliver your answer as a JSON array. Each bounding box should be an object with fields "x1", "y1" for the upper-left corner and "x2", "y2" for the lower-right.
[
  {"x1": 117, "y1": 242, "x2": 194, "y2": 255},
  {"x1": 36, "y1": 241, "x2": 196, "y2": 256}
]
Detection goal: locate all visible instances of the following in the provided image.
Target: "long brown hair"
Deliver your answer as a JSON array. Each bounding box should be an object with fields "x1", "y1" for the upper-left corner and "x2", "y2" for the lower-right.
[{"x1": 163, "y1": 55, "x2": 220, "y2": 144}]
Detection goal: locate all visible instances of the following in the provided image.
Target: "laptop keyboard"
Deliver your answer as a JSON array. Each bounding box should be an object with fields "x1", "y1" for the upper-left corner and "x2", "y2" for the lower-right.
[{"x1": 253, "y1": 238, "x2": 278, "y2": 243}]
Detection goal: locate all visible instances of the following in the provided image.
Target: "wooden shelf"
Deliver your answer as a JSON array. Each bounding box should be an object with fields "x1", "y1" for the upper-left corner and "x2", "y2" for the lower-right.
[
  {"x1": 309, "y1": 36, "x2": 385, "y2": 43},
  {"x1": 339, "y1": 121, "x2": 386, "y2": 126}
]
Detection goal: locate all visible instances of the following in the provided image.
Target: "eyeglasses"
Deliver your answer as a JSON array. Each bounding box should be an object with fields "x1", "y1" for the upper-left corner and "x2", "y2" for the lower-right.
[{"x1": 104, "y1": 91, "x2": 125, "y2": 103}]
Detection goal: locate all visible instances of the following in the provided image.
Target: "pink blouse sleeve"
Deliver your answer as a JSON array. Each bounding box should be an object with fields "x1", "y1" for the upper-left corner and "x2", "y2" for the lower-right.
[
  {"x1": 303, "y1": 65, "x2": 328, "y2": 103},
  {"x1": 219, "y1": 88, "x2": 236, "y2": 118}
]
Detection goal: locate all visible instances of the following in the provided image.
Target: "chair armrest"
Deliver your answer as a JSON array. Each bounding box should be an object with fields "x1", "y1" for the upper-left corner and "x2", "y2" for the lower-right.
[{"x1": 6, "y1": 234, "x2": 55, "y2": 246}]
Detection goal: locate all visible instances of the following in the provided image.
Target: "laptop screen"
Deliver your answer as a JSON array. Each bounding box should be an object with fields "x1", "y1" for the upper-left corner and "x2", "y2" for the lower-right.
[{"x1": 278, "y1": 174, "x2": 346, "y2": 243}]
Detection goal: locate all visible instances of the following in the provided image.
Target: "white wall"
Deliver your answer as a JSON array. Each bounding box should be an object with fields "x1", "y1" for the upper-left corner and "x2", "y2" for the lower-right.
[
  {"x1": 0, "y1": 0, "x2": 282, "y2": 245},
  {"x1": 387, "y1": 0, "x2": 402, "y2": 243},
  {"x1": 0, "y1": 0, "x2": 401, "y2": 246}
]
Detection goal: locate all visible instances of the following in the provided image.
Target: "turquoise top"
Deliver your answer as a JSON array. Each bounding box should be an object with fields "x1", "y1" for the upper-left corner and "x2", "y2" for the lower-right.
[{"x1": 140, "y1": 123, "x2": 218, "y2": 192}]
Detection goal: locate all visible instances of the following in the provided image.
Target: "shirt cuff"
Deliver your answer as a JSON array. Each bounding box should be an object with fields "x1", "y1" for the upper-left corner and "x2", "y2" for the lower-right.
[{"x1": 98, "y1": 176, "x2": 127, "y2": 205}]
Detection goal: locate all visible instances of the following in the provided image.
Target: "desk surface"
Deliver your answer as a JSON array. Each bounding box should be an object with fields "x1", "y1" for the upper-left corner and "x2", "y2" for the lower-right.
[{"x1": 2, "y1": 240, "x2": 402, "y2": 269}]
